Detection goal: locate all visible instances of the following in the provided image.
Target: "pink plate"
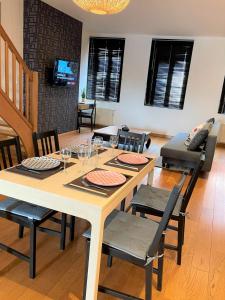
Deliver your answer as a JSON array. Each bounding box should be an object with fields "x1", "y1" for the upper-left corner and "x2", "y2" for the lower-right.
[
  {"x1": 117, "y1": 153, "x2": 149, "y2": 165},
  {"x1": 86, "y1": 170, "x2": 127, "y2": 187}
]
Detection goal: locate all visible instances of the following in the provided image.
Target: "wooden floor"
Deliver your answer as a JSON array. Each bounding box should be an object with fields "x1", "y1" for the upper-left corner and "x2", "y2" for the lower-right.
[{"x1": 0, "y1": 129, "x2": 225, "y2": 300}]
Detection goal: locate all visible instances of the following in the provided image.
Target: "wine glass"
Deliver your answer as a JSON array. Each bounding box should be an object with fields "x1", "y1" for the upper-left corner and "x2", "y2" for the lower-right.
[
  {"x1": 61, "y1": 148, "x2": 71, "y2": 172},
  {"x1": 77, "y1": 144, "x2": 88, "y2": 172},
  {"x1": 93, "y1": 136, "x2": 103, "y2": 155},
  {"x1": 109, "y1": 135, "x2": 118, "y2": 156}
]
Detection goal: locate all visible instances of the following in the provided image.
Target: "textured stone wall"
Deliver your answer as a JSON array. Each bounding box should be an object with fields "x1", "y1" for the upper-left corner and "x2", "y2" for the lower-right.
[{"x1": 24, "y1": 0, "x2": 82, "y2": 133}]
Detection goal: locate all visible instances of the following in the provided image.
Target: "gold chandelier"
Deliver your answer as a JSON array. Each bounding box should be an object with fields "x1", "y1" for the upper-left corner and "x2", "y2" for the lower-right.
[{"x1": 72, "y1": 0, "x2": 130, "y2": 15}]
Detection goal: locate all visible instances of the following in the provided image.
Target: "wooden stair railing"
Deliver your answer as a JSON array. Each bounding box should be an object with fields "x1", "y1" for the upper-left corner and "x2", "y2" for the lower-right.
[{"x1": 0, "y1": 24, "x2": 38, "y2": 156}]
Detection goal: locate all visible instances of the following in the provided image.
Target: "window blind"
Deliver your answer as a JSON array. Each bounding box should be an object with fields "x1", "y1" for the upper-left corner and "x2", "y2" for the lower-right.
[
  {"x1": 145, "y1": 39, "x2": 194, "y2": 110},
  {"x1": 218, "y1": 77, "x2": 225, "y2": 114},
  {"x1": 87, "y1": 37, "x2": 125, "y2": 102}
]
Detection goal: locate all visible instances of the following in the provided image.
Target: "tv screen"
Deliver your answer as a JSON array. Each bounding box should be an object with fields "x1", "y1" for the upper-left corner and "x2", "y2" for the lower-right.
[{"x1": 53, "y1": 59, "x2": 77, "y2": 86}]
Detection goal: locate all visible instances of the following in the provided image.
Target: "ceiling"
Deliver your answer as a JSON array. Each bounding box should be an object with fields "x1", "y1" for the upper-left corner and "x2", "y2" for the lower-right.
[{"x1": 43, "y1": 0, "x2": 225, "y2": 36}]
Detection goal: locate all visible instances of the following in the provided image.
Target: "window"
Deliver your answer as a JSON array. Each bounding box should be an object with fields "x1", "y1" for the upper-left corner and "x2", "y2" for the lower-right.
[
  {"x1": 86, "y1": 37, "x2": 125, "y2": 102},
  {"x1": 218, "y1": 77, "x2": 225, "y2": 114},
  {"x1": 145, "y1": 39, "x2": 194, "y2": 110}
]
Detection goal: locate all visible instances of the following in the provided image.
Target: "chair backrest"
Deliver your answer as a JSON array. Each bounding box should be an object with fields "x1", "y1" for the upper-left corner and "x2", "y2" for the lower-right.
[
  {"x1": 117, "y1": 129, "x2": 146, "y2": 153},
  {"x1": 180, "y1": 152, "x2": 205, "y2": 213},
  {"x1": 32, "y1": 129, "x2": 60, "y2": 157},
  {"x1": 0, "y1": 137, "x2": 22, "y2": 170},
  {"x1": 79, "y1": 100, "x2": 96, "y2": 116},
  {"x1": 147, "y1": 173, "x2": 187, "y2": 258}
]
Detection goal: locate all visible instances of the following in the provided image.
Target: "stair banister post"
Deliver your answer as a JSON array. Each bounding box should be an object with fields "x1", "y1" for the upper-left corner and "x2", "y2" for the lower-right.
[{"x1": 31, "y1": 71, "x2": 38, "y2": 132}]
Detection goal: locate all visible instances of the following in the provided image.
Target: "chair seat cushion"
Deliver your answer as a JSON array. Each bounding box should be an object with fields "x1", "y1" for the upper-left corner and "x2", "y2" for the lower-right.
[
  {"x1": 131, "y1": 185, "x2": 183, "y2": 217},
  {"x1": 79, "y1": 111, "x2": 92, "y2": 117},
  {"x1": 83, "y1": 210, "x2": 159, "y2": 260},
  {"x1": 0, "y1": 198, "x2": 53, "y2": 221}
]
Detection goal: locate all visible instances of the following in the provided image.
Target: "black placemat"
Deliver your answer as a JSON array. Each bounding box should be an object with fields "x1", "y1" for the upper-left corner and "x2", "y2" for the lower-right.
[
  {"x1": 64, "y1": 168, "x2": 132, "y2": 198},
  {"x1": 7, "y1": 162, "x2": 76, "y2": 180},
  {"x1": 104, "y1": 154, "x2": 153, "y2": 172},
  {"x1": 56, "y1": 148, "x2": 108, "y2": 159}
]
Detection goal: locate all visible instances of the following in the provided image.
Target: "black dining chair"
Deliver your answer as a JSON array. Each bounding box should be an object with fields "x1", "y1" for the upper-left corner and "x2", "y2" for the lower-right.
[
  {"x1": 78, "y1": 100, "x2": 96, "y2": 133},
  {"x1": 32, "y1": 129, "x2": 76, "y2": 241},
  {"x1": 116, "y1": 129, "x2": 147, "y2": 212},
  {"x1": 82, "y1": 173, "x2": 187, "y2": 300},
  {"x1": 117, "y1": 129, "x2": 146, "y2": 153},
  {"x1": 0, "y1": 136, "x2": 67, "y2": 278},
  {"x1": 131, "y1": 154, "x2": 205, "y2": 265},
  {"x1": 32, "y1": 129, "x2": 60, "y2": 157}
]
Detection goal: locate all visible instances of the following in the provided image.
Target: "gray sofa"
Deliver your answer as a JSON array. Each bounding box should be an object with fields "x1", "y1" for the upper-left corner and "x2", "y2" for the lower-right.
[{"x1": 160, "y1": 121, "x2": 221, "y2": 172}]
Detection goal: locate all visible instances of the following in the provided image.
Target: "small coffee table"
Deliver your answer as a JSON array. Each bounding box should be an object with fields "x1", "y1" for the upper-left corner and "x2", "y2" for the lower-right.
[{"x1": 93, "y1": 126, "x2": 151, "y2": 148}]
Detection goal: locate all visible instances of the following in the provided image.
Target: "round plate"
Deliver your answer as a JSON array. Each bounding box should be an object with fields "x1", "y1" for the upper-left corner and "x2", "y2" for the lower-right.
[
  {"x1": 21, "y1": 157, "x2": 61, "y2": 171},
  {"x1": 86, "y1": 170, "x2": 127, "y2": 187},
  {"x1": 117, "y1": 153, "x2": 149, "y2": 165}
]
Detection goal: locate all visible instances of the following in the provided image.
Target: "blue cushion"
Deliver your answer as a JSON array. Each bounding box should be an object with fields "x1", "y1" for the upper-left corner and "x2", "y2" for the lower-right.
[{"x1": 0, "y1": 198, "x2": 53, "y2": 221}]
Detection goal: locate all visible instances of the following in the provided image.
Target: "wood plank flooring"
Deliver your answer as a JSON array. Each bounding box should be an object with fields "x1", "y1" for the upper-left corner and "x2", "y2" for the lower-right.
[{"x1": 0, "y1": 129, "x2": 224, "y2": 300}]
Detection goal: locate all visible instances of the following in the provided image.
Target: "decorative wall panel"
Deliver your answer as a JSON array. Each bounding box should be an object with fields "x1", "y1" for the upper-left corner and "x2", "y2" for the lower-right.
[{"x1": 24, "y1": 0, "x2": 82, "y2": 133}]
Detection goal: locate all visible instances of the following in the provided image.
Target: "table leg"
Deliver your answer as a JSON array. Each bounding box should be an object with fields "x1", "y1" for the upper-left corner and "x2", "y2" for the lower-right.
[
  {"x1": 147, "y1": 168, "x2": 154, "y2": 185},
  {"x1": 84, "y1": 215, "x2": 105, "y2": 300}
]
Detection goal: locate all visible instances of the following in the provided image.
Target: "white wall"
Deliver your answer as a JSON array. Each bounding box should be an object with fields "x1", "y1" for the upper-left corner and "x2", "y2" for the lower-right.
[
  {"x1": 80, "y1": 32, "x2": 225, "y2": 136},
  {"x1": 0, "y1": 0, "x2": 23, "y2": 56}
]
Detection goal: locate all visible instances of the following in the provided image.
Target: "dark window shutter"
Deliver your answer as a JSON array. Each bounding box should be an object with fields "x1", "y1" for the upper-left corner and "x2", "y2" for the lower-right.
[
  {"x1": 218, "y1": 77, "x2": 225, "y2": 114},
  {"x1": 87, "y1": 37, "x2": 125, "y2": 102},
  {"x1": 145, "y1": 39, "x2": 194, "y2": 110}
]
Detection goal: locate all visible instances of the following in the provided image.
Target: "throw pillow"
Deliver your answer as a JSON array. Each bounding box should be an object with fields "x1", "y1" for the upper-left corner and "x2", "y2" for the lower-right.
[
  {"x1": 185, "y1": 121, "x2": 212, "y2": 147},
  {"x1": 206, "y1": 117, "x2": 215, "y2": 124},
  {"x1": 187, "y1": 129, "x2": 209, "y2": 151},
  {"x1": 185, "y1": 122, "x2": 205, "y2": 146}
]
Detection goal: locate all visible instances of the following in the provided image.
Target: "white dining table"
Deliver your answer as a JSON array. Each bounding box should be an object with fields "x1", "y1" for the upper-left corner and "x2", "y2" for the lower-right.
[{"x1": 0, "y1": 148, "x2": 154, "y2": 299}]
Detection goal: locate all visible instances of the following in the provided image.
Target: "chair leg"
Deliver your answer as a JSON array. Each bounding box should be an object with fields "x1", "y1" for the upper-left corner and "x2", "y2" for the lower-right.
[
  {"x1": 177, "y1": 219, "x2": 183, "y2": 265},
  {"x1": 140, "y1": 212, "x2": 146, "y2": 218},
  {"x1": 132, "y1": 205, "x2": 136, "y2": 215},
  {"x1": 182, "y1": 217, "x2": 186, "y2": 245},
  {"x1": 78, "y1": 115, "x2": 81, "y2": 133},
  {"x1": 83, "y1": 240, "x2": 90, "y2": 300},
  {"x1": 91, "y1": 117, "x2": 93, "y2": 131},
  {"x1": 69, "y1": 216, "x2": 76, "y2": 241},
  {"x1": 133, "y1": 186, "x2": 138, "y2": 196},
  {"x1": 18, "y1": 224, "x2": 24, "y2": 238},
  {"x1": 60, "y1": 213, "x2": 67, "y2": 250},
  {"x1": 120, "y1": 198, "x2": 126, "y2": 211},
  {"x1": 107, "y1": 255, "x2": 113, "y2": 268},
  {"x1": 157, "y1": 235, "x2": 165, "y2": 291},
  {"x1": 145, "y1": 261, "x2": 153, "y2": 300},
  {"x1": 29, "y1": 223, "x2": 36, "y2": 279}
]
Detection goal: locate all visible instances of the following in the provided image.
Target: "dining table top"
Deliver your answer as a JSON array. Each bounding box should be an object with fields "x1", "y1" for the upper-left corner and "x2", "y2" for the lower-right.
[{"x1": 0, "y1": 148, "x2": 154, "y2": 222}]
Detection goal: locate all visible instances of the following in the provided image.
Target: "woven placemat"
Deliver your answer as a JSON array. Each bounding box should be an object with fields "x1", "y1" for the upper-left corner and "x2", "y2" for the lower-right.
[
  {"x1": 104, "y1": 154, "x2": 153, "y2": 172},
  {"x1": 7, "y1": 162, "x2": 75, "y2": 180},
  {"x1": 64, "y1": 168, "x2": 132, "y2": 198}
]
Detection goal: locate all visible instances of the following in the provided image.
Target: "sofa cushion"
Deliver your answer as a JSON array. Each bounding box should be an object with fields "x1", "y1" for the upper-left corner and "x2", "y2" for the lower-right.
[
  {"x1": 187, "y1": 129, "x2": 209, "y2": 151},
  {"x1": 161, "y1": 132, "x2": 202, "y2": 162}
]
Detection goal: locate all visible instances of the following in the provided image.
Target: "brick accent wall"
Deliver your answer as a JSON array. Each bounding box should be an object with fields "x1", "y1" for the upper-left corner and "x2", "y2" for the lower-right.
[{"x1": 24, "y1": 0, "x2": 82, "y2": 133}]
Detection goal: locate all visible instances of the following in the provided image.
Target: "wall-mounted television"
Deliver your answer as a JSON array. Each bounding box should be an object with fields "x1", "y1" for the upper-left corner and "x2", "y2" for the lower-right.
[{"x1": 53, "y1": 59, "x2": 77, "y2": 86}]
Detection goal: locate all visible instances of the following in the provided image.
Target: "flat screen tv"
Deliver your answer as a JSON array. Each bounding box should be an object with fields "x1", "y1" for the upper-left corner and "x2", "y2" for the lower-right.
[{"x1": 53, "y1": 59, "x2": 77, "y2": 86}]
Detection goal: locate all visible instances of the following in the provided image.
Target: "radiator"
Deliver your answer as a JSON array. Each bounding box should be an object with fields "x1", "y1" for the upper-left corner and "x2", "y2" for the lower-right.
[{"x1": 96, "y1": 108, "x2": 116, "y2": 126}]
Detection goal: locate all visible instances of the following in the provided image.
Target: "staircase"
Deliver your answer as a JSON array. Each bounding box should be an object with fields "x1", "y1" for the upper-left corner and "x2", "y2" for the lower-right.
[
  {"x1": 0, "y1": 25, "x2": 38, "y2": 156},
  {"x1": 0, "y1": 117, "x2": 16, "y2": 138}
]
